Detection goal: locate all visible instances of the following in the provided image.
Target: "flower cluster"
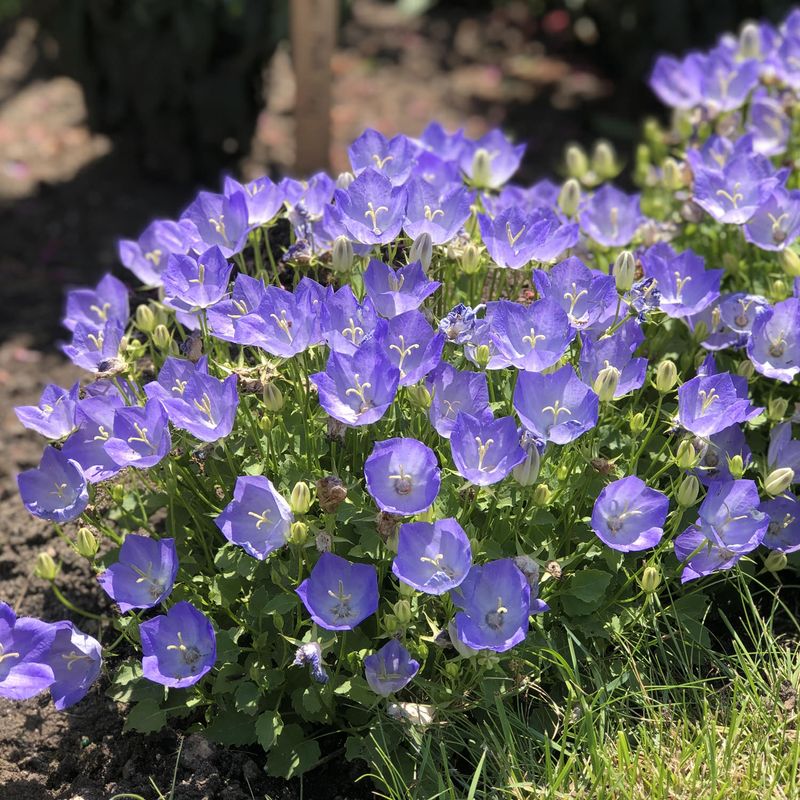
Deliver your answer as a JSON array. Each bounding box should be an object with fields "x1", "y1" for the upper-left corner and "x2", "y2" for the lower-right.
[{"x1": 6, "y1": 7, "x2": 800, "y2": 770}]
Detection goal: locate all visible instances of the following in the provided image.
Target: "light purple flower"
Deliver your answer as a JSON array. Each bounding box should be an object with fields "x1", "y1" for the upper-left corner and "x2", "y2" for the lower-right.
[
  {"x1": 321, "y1": 286, "x2": 380, "y2": 355},
  {"x1": 749, "y1": 92, "x2": 790, "y2": 156},
  {"x1": 403, "y1": 179, "x2": 473, "y2": 245},
  {"x1": 768, "y1": 421, "x2": 800, "y2": 475},
  {"x1": 104, "y1": 399, "x2": 172, "y2": 469},
  {"x1": 760, "y1": 495, "x2": 800, "y2": 553},
  {"x1": 163, "y1": 246, "x2": 232, "y2": 313},
  {"x1": 747, "y1": 298, "x2": 800, "y2": 382},
  {"x1": 215, "y1": 475, "x2": 293, "y2": 560},
  {"x1": 118, "y1": 219, "x2": 198, "y2": 287},
  {"x1": 450, "y1": 412, "x2": 525, "y2": 486},
  {"x1": 254, "y1": 284, "x2": 316, "y2": 358},
  {"x1": 426, "y1": 362, "x2": 492, "y2": 439},
  {"x1": 364, "y1": 438, "x2": 441, "y2": 516},
  {"x1": 62, "y1": 320, "x2": 124, "y2": 372},
  {"x1": 140, "y1": 601, "x2": 216, "y2": 688},
  {"x1": 17, "y1": 446, "x2": 89, "y2": 523},
  {"x1": 459, "y1": 129, "x2": 525, "y2": 189},
  {"x1": 61, "y1": 394, "x2": 125, "y2": 483},
  {"x1": 383, "y1": 310, "x2": 444, "y2": 386},
  {"x1": 364, "y1": 260, "x2": 440, "y2": 318},
  {"x1": 579, "y1": 185, "x2": 643, "y2": 247},
  {"x1": 97, "y1": 534, "x2": 179, "y2": 612},
  {"x1": 333, "y1": 168, "x2": 407, "y2": 245},
  {"x1": 579, "y1": 320, "x2": 647, "y2": 399},
  {"x1": 677, "y1": 373, "x2": 762, "y2": 437},
  {"x1": 349, "y1": 128, "x2": 416, "y2": 186},
  {"x1": 15, "y1": 382, "x2": 80, "y2": 440},
  {"x1": 206, "y1": 273, "x2": 268, "y2": 345},
  {"x1": 691, "y1": 425, "x2": 752, "y2": 486},
  {"x1": 719, "y1": 292, "x2": 770, "y2": 339},
  {"x1": 181, "y1": 190, "x2": 250, "y2": 258},
  {"x1": 413, "y1": 150, "x2": 462, "y2": 192},
  {"x1": 223, "y1": 175, "x2": 284, "y2": 226},
  {"x1": 296, "y1": 552, "x2": 378, "y2": 631},
  {"x1": 419, "y1": 121, "x2": 467, "y2": 161},
  {"x1": 744, "y1": 188, "x2": 800, "y2": 251},
  {"x1": 365, "y1": 640, "x2": 420, "y2": 697},
  {"x1": 591, "y1": 476, "x2": 669, "y2": 552},
  {"x1": 0, "y1": 602, "x2": 56, "y2": 701},
  {"x1": 649, "y1": 53, "x2": 705, "y2": 109},
  {"x1": 392, "y1": 518, "x2": 471, "y2": 594},
  {"x1": 45, "y1": 621, "x2": 102, "y2": 710},
  {"x1": 64, "y1": 274, "x2": 129, "y2": 333}
]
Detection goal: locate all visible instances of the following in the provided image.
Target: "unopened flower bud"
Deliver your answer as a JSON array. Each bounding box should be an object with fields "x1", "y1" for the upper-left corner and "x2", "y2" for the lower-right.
[
  {"x1": 332, "y1": 235, "x2": 354, "y2": 273},
  {"x1": 76, "y1": 527, "x2": 99, "y2": 558},
  {"x1": 315, "y1": 531, "x2": 332, "y2": 552},
  {"x1": 474, "y1": 344, "x2": 491, "y2": 369},
  {"x1": 768, "y1": 397, "x2": 789, "y2": 421},
  {"x1": 591, "y1": 140, "x2": 617, "y2": 179},
  {"x1": 565, "y1": 144, "x2": 588, "y2": 179},
  {"x1": 558, "y1": 178, "x2": 581, "y2": 217},
  {"x1": 765, "y1": 467, "x2": 794, "y2": 497},
  {"x1": 135, "y1": 304, "x2": 156, "y2": 333},
  {"x1": 739, "y1": 21, "x2": 761, "y2": 59},
  {"x1": 289, "y1": 521, "x2": 309, "y2": 546},
  {"x1": 630, "y1": 412, "x2": 646, "y2": 434},
  {"x1": 406, "y1": 384, "x2": 432, "y2": 409},
  {"x1": 728, "y1": 454, "x2": 745, "y2": 479},
  {"x1": 593, "y1": 364, "x2": 621, "y2": 402},
  {"x1": 778, "y1": 248, "x2": 800, "y2": 277},
  {"x1": 737, "y1": 360, "x2": 755, "y2": 379},
  {"x1": 662, "y1": 157, "x2": 683, "y2": 191},
  {"x1": 676, "y1": 440, "x2": 698, "y2": 470},
  {"x1": 383, "y1": 614, "x2": 401, "y2": 635},
  {"x1": 111, "y1": 484, "x2": 126, "y2": 504},
  {"x1": 639, "y1": 565, "x2": 662, "y2": 593},
  {"x1": 409, "y1": 232, "x2": 433, "y2": 271},
  {"x1": 290, "y1": 481, "x2": 312, "y2": 515},
  {"x1": 470, "y1": 148, "x2": 493, "y2": 188},
  {"x1": 125, "y1": 338, "x2": 146, "y2": 359},
  {"x1": 262, "y1": 382, "x2": 284, "y2": 413},
  {"x1": 316, "y1": 476, "x2": 347, "y2": 513},
  {"x1": 460, "y1": 242, "x2": 481, "y2": 274},
  {"x1": 35, "y1": 552, "x2": 58, "y2": 581},
  {"x1": 655, "y1": 360, "x2": 678, "y2": 393},
  {"x1": 613, "y1": 250, "x2": 636, "y2": 292},
  {"x1": 773, "y1": 278, "x2": 787, "y2": 300},
  {"x1": 533, "y1": 483, "x2": 552, "y2": 507},
  {"x1": 152, "y1": 324, "x2": 172, "y2": 350},
  {"x1": 764, "y1": 550, "x2": 788, "y2": 572},
  {"x1": 677, "y1": 475, "x2": 700, "y2": 507},
  {"x1": 335, "y1": 171, "x2": 355, "y2": 190},
  {"x1": 393, "y1": 599, "x2": 412, "y2": 626},
  {"x1": 444, "y1": 661, "x2": 460, "y2": 678},
  {"x1": 397, "y1": 580, "x2": 416, "y2": 597},
  {"x1": 512, "y1": 446, "x2": 540, "y2": 487}
]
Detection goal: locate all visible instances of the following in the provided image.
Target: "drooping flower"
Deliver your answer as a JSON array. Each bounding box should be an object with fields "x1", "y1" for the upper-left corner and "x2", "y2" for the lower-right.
[
  {"x1": 450, "y1": 412, "x2": 525, "y2": 486},
  {"x1": 139, "y1": 601, "x2": 216, "y2": 688},
  {"x1": 162, "y1": 246, "x2": 232, "y2": 314},
  {"x1": 17, "y1": 446, "x2": 89, "y2": 523},
  {"x1": 296, "y1": 552, "x2": 379, "y2": 631},
  {"x1": 61, "y1": 394, "x2": 125, "y2": 484},
  {"x1": 591, "y1": 476, "x2": 669, "y2": 552},
  {"x1": 63, "y1": 274, "x2": 129, "y2": 333},
  {"x1": 214, "y1": 475, "x2": 293, "y2": 560},
  {"x1": 392, "y1": 518, "x2": 471, "y2": 594},
  {"x1": 0, "y1": 602, "x2": 57, "y2": 701},
  {"x1": 677, "y1": 373, "x2": 762, "y2": 437},
  {"x1": 333, "y1": 168, "x2": 407, "y2": 245},
  {"x1": 459, "y1": 129, "x2": 524, "y2": 189},
  {"x1": 451, "y1": 559, "x2": 531, "y2": 652},
  {"x1": 15, "y1": 382, "x2": 80, "y2": 440},
  {"x1": 363, "y1": 260, "x2": 440, "y2": 319},
  {"x1": 103, "y1": 399, "x2": 172, "y2": 469},
  {"x1": 321, "y1": 286, "x2": 380, "y2": 355},
  {"x1": 349, "y1": 128, "x2": 416, "y2": 186},
  {"x1": 364, "y1": 438, "x2": 441, "y2": 516},
  {"x1": 579, "y1": 185, "x2": 643, "y2": 247},
  {"x1": 44, "y1": 621, "x2": 102, "y2": 709},
  {"x1": 383, "y1": 311, "x2": 444, "y2": 386},
  {"x1": 426, "y1": 362, "x2": 492, "y2": 439},
  {"x1": 746, "y1": 298, "x2": 800, "y2": 383},
  {"x1": 513, "y1": 365, "x2": 599, "y2": 445},
  {"x1": 291, "y1": 642, "x2": 329, "y2": 684},
  {"x1": 403, "y1": 180, "x2": 473, "y2": 245},
  {"x1": 641, "y1": 243, "x2": 722, "y2": 318},
  {"x1": 579, "y1": 320, "x2": 647, "y2": 400},
  {"x1": 118, "y1": 219, "x2": 199, "y2": 287},
  {"x1": 490, "y1": 298, "x2": 575, "y2": 372},
  {"x1": 364, "y1": 640, "x2": 420, "y2": 697},
  {"x1": 673, "y1": 480, "x2": 769, "y2": 582},
  {"x1": 759, "y1": 495, "x2": 800, "y2": 553},
  {"x1": 181, "y1": 190, "x2": 250, "y2": 258},
  {"x1": 310, "y1": 337, "x2": 399, "y2": 427},
  {"x1": 97, "y1": 534, "x2": 179, "y2": 612},
  {"x1": 222, "y1": 175, "x2": 284, "y2": 226}
]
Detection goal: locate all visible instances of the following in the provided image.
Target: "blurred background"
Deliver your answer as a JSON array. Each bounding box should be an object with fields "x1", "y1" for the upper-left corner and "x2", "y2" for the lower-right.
[{"x1": 0, "y1": 0, "x2": 796, "y2": 349}]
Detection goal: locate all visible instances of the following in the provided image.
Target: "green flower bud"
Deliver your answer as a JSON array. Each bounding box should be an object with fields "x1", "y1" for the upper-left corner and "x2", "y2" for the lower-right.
[
  {"x1": 470, "y1": 148, "x2": 493, "y2": 188},
  {"x1": 290, "y1": 482, "x2": 312, "y2": 515},
  {"x1": 565, "y1": 144, "x2": 589, "y2": 179},
  {"x1": 289, "y1": 521, "x2": 309, "y2": 546},
  {"x1": 768, "y1": 397, "x2": 789, "y2": 421},
  {"x1": 335, "y1": 171, "x2": 355, "y2": 190},
  {"x1": 393, "y1": 599, "x2": 412, "y2": 626},
  {"x1": 773, "y1": 279, "x2": 788, "y2": 300},
  {"x1": 111, "y1": 484, "x2": 126, "y2": 504},
  {"x1": 639, "y1": 565, "x2": 662, "y2": 594},
  {"x1": 662, "y1": 157, "x2": 683, "y2": 191},
  {"x1": 593, "y1": 364, "x2": 621, "y2": 402},
  {"x1": 444, "y1": 661, "x2": 460, "y2": 678},
  {"x1": 778, "y1": 248, "x2": 800, "y2": 277},
  {"x1": 532, "y1": 483, "x2": 552, "y2": 507},
  {"x1": 677, "y1": 475, "x2": 700, "y2": 508},
  {"x1": 728, "y1": 454, "x2": 745, "y2": 479},
  {"x1": 397, "y1": 580, "x2": 416, "y2": 598},
  {"x1": 512, "y1": 447, "x2": 540, "y2": 487},
  {"x1": 406, "y1": 384, "x2": 432, "y2": 409},
  {"x1": 76, "y1": 527, "x2": 99, "y2": 558},
  {"x1": 765, "y1": 467, "x2": 794, "y2": 497},
  {"x1": 655, "y1": 360, "x2": 678, "y2": 393},
  {"x1": 135, "y1": 304, "x2": 156, "y2": 333},
  {"x1": 764, "y1": 550, "x2": 788, "y2": 572},
  {"x1": 613, "y1": 250, "x2": 636, "y2": 292},
  {"x1": 676, "y1": 440, "x2": 698, "y2": 470},
  {"x1": 739, "y1": 22, "x2": 761, "y2": 59},
  {"x1": 591, "y1": 140, "x2": 617, "y2": 180},
  {"x1": 474, "y1": 344, "x2": 491, "y2": 369},
  {"x1": 383, "y1": 614, "x2": 400, "y2": 635},
  {"x1": 151, "y1": 324, "x2": 172, "y2": 350},
  {"x1": 125, "y1": 338, "x2": 146, "y2": 359},
  {"x1": 460, "y1": 242, "x2": 481, "y2": 274},
  {"x1": 558, "y1": 178, "x2": 581, "y2": 218},
  {"x1": 409, "y1": 232, "x2": 433, "y2": 271},
  {"x1": 262, "y1": 382, "x2": 284, "y2": 413},
  {"x1": 35, "y1": 552, "x2": 58, "y2": 581},
  {"x1": 332, "y1": 235, "x2": 354, "y2": 273},
  {"x1": 630, "y1": 412, "x2": 647, "y2": 434},
  {"x1": 736, "y1": 360, "x2": 755, "y2": 379}
]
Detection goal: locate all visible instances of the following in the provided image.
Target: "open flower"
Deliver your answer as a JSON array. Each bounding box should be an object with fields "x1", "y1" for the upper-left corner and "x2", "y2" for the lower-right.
[
  {"x1": 459, "y1": 129, "x2": 524, "y2": 189},
  {"x1": 383, "y1": 311, "x2": 444, "y2": 386},
  {"x1": 62, "y1": 394, "x2": 125, "y2": 483},
  {"x1": 363, "y1": 260, "x2": 440, "y2": 319},
  {"x1": 140, "y1": 601, "x2": 216, "y2": 688},
  {"x1": 296, "y1": 552, "x2": 378, "y2": 631},
  {"x1": 349, "y1": 128, "x2": 416, "y2": 186},
  {"x1": 215, "y1": 475, "x2": 293, "y2": 560},
  {"x1": 104, "y1": 399, "x2": 172, "y2": 469},
  {"x1": 223, "y1": 175, "x2": 284, "y2": 226},
  {"x1": 181, "y1": 190, "x2": 250, "y2": 257},
  {"x1": 64, "y1": 274, "x2": 129, "y2": 333},
  {"x1": 118, "y1": 219, "x2": 198, "y2": 287},
  {"x1": 579, "y1": 320, "x2": 647, "y2": 400},
  {"x1": 321, "y1": 286, "x2": 380, "y2": 355},
  {"x1": 364, "y1": 438, "x2": 441, "y2": 516},
  {"x1": 450, "y1": 413, "x2": 525, "y2": 485},
  {"x1": 15, "y1": 382, "x2": 80, "y2": 440},
  {"x1": 759, "y1": 496, "x2": 800, "y2": 553},
  {"x1": 579, "y1": 185, "x2": 643, "y2": 247},
  {"x1": 97, "y1": 534, "x2": 179, "y2": 612},
  {"x1": 591, "y1": 476, "x2": 669, "y2": 552},
  {"x1": 392, "y1": 518, "x2": 471, "y2": 594},
  {"x1": 0, "y1": 602, "x2": 56, "y2": 701},
  {"x1": 677, "y1": 373, "x2": 762, "y2": 437},
  {"x1": 17, "y1": 446, "x2": 89, "y2": 523},
  {"x1": 365, "y1": 640, "x2": 420, "y2": 697},
  {"x1": 403, "y1": 180, "x2": 473, "y2": 245},
  {"x1": 44, "y1": 622, "x2": 102, "y2": 710},
  {"x1": 162, "y1": 246, "x2": 232, "y2": 313},
  {"x1": 426, "y1": 363, "x2": 492, "y2": 439},
  {"x1": 747, "y1": 298, "x2": 800, "y2": 383},
  {"x1": 333, "y1": 168, "x2": 407, "y2": 245}
]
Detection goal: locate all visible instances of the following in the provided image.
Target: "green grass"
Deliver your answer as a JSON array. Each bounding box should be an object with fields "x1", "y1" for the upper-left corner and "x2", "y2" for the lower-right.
[{"x1": 363, "y1": 574, "x2": 800, "y2": 800}]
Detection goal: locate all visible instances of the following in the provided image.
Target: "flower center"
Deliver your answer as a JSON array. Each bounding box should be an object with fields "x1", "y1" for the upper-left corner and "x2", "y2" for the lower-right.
[
  {"x1": 389, "y1": 465, "x2": 414, "y2": 496},
  {"x1": 484, "y1": 597, "x2": 508, "y2": 630}
]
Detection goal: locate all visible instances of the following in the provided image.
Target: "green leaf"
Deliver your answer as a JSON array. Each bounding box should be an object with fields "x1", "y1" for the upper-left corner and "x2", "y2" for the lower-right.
[
  {"x1": 266, "y1": 724, "x2": 321, "y2": 779},
  {"x1": 123, "y1": 699, "x2": 167, "y2": 734},
  {"x1": 570, "y1": 569, "x2": 613, "y2": 603},
  {"x1": 205, "y1": 710, "x2": 258, "y2": 746},
  {"x1": 234, "y1": 681, "x2": 261, "y2": 715},
  {"x1": 255, "y1": 710, "x2": 284, "y2": 751}
]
